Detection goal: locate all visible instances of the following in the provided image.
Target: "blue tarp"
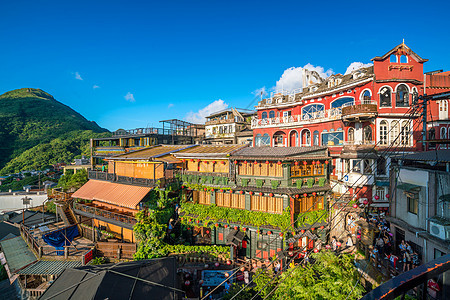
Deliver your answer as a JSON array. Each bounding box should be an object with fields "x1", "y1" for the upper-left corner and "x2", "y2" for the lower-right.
[{"x1": 42, "y1": 225, "x2": 79, "y2": 255}]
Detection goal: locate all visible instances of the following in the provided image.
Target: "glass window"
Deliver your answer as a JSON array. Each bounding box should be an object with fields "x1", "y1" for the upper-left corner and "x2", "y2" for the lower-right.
[
  {"x1": 401, "y1": 121, "x2": 410, "y2": 146},
  {"x1": 261, "y1": 112, "x2": 267, "y2": 119},
  {"x1": 380, "y1": 87, "x2": 392, "y2": 107},
  {"x1": 261, "y1": 134, "x2": 270, "y2": 146},
  {"x1": 390, "y1": 55, "x2": 397, "y2": 63},
  {"x1": 380, "y1": 120, "x2": 388, "y2": 145},
  {"x1": 377, "y1": 157, "x2": 386, "y2": 175},
  {"x1": 396, "y1": 84, "x2": 409, "y2": 107},
  {"x1": 352, "y1": 160, "x2": 361, "y2": 173},
  {"x1": 348, "y1": 128, "x2": 354, "y2": 144},
  {"x1": 322, "y1": 131, "x2": 344, "y2": 146},
  {"x1": 400, "y1": 55, "x2": 407, "y2": 63},
  {"x1": 302, "y1": 104, "x2": 325, "y2": 120},
  {"x1": 363, "y1": 159, "x2": 372, "y2": 174},
  {"x1": 434, "y1": 249, "x2": 445, "y2": 259},
  {"x1": 363, "y1": 126, "x2": 372, "y2": 144},
  {"x1": 441, "y1": 127, "x2": 447, "y2": 139},
  {"x1": 313, "y1": 130, "x2": 319, "y2": 146},
  {"x1": 390, "y1": 121, "x2": 400, "y2": 145},
  {"x1": 362, "y1": 90, "x2": 371, "y2": 103},
  {"x1": 330, "y1": 97, "x2": 354, "y2": 108},
  {"x1": 269, "y1": 111, "x2": 275, "y2": 118},
  {"x1": 407, "y1": 196, "x2": 418, "y2": 214}
]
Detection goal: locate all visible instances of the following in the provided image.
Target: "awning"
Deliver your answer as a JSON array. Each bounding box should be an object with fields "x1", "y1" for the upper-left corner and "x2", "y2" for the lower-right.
[
  {"x1": 376, "y1": 181, "x2": 390, "y2": 187},
  {"x1": 370, "y1": 202, "x2": 390, "y2": 208},
  {"x1": 396, "y1": 183, "x2": 421, "y2": 192},
  {"x1": 226, "y1": 230, "x2": 245, "y2": 247},
  {"x1": 72, "y1": 180, "x2": 152, "y2": 209}
]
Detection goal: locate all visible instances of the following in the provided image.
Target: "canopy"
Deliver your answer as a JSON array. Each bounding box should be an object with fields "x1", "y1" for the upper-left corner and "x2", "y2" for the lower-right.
[{"x1": 72, "y1": 180, "x2": 152, "y2": 209}]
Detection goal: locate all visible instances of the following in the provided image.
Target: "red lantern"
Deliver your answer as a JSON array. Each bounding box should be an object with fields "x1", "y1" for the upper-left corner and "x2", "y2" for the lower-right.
[
  {"x1": 189, "y1": 219, "x2": 192, "y2": 222},
  {"x1": 320, "y1": 226, "x2": 324, "y2": 229},
  {"x1": 212, "y1": 160, "x2": 216, "y2": 164},
  {"x1": 215, "y1": 223, "x2": 219, "y2": 227},
  {"x1": 269, "y1": 193, "x2": 274, "y2": 197},
  {"x1": 266, "y1": 160, "x2": 270, "y2": 164},
  {"x1": 229, "y1": 190, "x2": 233, "y2": 193},
  {"x1": 215, "y1": 262, "x2": 220, "y2": 267},
  {"x1": 190, "y1": 159, "x2": 194, "y2": 162},
  {"x1": 234, "y1": 160, "x2": 238, "y2": 164},
  {"x1": 316, "y1": 160, "x2": 320, "y2": 165},
  {"x1": 363, "y1": 200, "x2": 369, "y2": 205},
  {"x1": 295, "y1": 194, "x2": 300, "y2": 198},
  {"x1": 279, "y1": 232, "x2": 283, "y2": 237},
  {"x1": 386, "y1": 194, "x2": 390, "y2": 198},
  {"x1": 313, "y1": 248, "x2": 319, "y2": 253},
  {"x1": 181, "y1": 185, "x2": 185, "y2": 189},
  {"x1": 244, "y1": 161, "x2": 247, "y2": 164},
  {"x1": 204, "y1": 188, "x2": 208, "y2": 191},
  {"x1": 185, "y1": 280, "x2": 190, "y2": 286},
  {"x1": 243, "y1": 228, "x2": 247, "y2": 232},
  {"x1": 182, "y1": 159, "x2": 186, "y2": 162},
  {"x1": 259, "y1": 192, "x2": 263, "y2": 196},
  {"x1": 303, "y1": 161, "x2": 307, "y2": 165},
  {"x1": 254, "y1": 161, "x2": 257, "y2": 164},
  {"x1": 353, "y1": 204, "x2": 358, "y2": 208},
  {"x1": 374, "y1": 195, "x2": 380, "y2": 200},
  {"x1": 294, "y1": 161, "x2": 299, "y2": 166},
  {"x1": 267, "y1": 231, "x2": 272, "y2": 235},
  {"x1": 222, "y1": 161, "x2": 226, "y2": 165},
  {"x1": 325, "y1": 245, "x2": 331, "y2": 249},
  {"x1": 303, "y1": 193, "x2": 308, "y2": 197},
  {"x1": 224, "y1": 225, "x2": 228, "y2": 228},
  {"x1": 239, "y1": 191, "x2": 244, "y2": 194},
  {"x1": 336, "y1": 242, "x2": 341, "y2": 247},
  {"x1": 197, "y1": 159, "x2": 201, "y2": 162},
  {"x1": 277, "y1": 161, "x2": 282, "y2": 165},
  {"x1": 312, "y1": 192, "x2": 317, "y2": 196},
  {"x1": 226, "y1": 260, "x2": 232, "y2": 265},
  {"x1": 234, "y1": 226, "x2": 238, "y2": 230},
  {"x1": 311, "y1": 227, "x2": 315, "y2": 231},
  {"x1": 325, "y1": 160, "x2": 329, "y2": 164},
  {"x1": 301, "y1": 229, "x2": 305, "y2": 233},
  {"x1": 312, "y1": 161, "x2": 315, "y2": 165},
  {"x1": 220, "y1": 189, "x2": 224, "y2": 192},
  {"x1": 249, "y1": 191, "x2": 254, "y2": 195},
  {"x1": 196, "y1": 220, "x2": 200, "y2": 224}
]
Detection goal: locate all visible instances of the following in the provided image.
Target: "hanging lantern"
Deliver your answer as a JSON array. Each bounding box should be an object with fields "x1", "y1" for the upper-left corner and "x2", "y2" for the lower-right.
[
  {"x1": 325, "y1": 160, "x2": 329, "y2": 164},
  {"x1": 312, "y1": 192, "x2": 317, "y2": 196},
  {"x1": 224, "y1": 225, "x2": 228, "y2": 228},
  {"x1": 325, "y1": 244, "x2": 331, "y2": 249},
  {"x1": 353, "y1": 204, "x2": 358, "y2": 208},
  {"x1": 243, "y1": 228, "x2": 247, "y2": 232},
  {"x1": 259, "y1": 192, "x2": 263, "y2": 196},
  {"x1": 244, "y1": 161, "x2": 247, "y2": 164},
  {"x1": 311, "y1": 227, "x2": 315, "y2": 231},
  {"x1": 277, "y1": 161, "x2": 282, "y2": 165},
  {"x1": 254, "y1": 160, "x2": 258, "y2": 164},
  {"x1": 295, "y1": 194, "x2": 300, "y2": 198},
  {"x1": 222, "y1": 161, "x2": 226, "y2": 165},
  {"x1": 336, "y1": 242, "x2": 341, "y2": 247},
  {"x1": 279, "y1": 232, "x2": 283, "y2": 237},
  {"x1": 196, "y1": 220, "x2": 200, "y2": 224},
  {"x1": 301, "y1": 229, "x2": 305, "y2": 233},
  {"x1": 320, "y1": 226, "x2": 325, "y2": 229},
  {"x1": 303, "y1": 193, "x2": 308, "y2": 197},
  {"x1": 294, "y1": 161, "x2": 299, "y2": 166},
  {"x1": 316, "y1": 160, "x2": 320, "y2": 165},
  {"x1": 220, "y1": 189, "x2": 224, "y2": 192},
  {"x1": 303, "y1": 161, "x2": 307, "y2": 165},
  {"x1": 215, "y1": 262, "x2": 220, "y2": 267},
  {"x1": 234, "y1": 226, "x2": 238, "y2": 230},
  {"x1": 386, "y1": 194, "x2": 390, "y2": 198},
  {"x1": 215, "y1": 223, "x2": 219, "y2": 227},
  {"x1": 312, "y1": 161, "x2": 315, "y2": 165},
  {"x1": 226, "y1": 260, "x2": 232, "y2": 265},
  {"x1": 187, "y1": 227, "x2": 190, "y2": 230},
  {"x1": 189, "y1": 219, "x2": 192, "y2": 222},
  {"x1": 239, "y1": 191, "x2": 244, "y2": 194},
  {"x1": 249, "y1": 191, "x2": 254, "y2": 195},
  {"x1": 234, "y1": 160, "x2": 238, "y2": 164},
  {"x1": 182, "y1": 159, "x2": 186, "y2": 162},
  {"x1": 197, "y1": 159, "x2": 201, "y2": 162},
  {"x1": 181, "y1": 185, "x2": 185, "y2": 189},
  {"x1": 267, "y1": 231, "x2": 272, "y2": 235},
  {"x1": 229, "y1": 190, "x2": 233, "y2": 194},
  {"x1": 374, "y1": 195, "x2": 380, "y2": 200},
  {"x1": 212, "y1": 160, "x2": 216, "y2": 164},
  {"x1": 266, "y1": 160, "x2": 270, "y2": 164},
  {"x1": 190, "y1": 159, "x2": 194, "y2": 162},
  {"x1": 204, "y1": 188, "x2": 208, "y2": 191},
  {"x1": 313, "y1": 248, "x2": 319, "y2": 253},
  {"x1": 185, "y1": 280, "x2": 191, "y2": 286},
  {"x1": 363, "y1": 200, "x2": 369, "y2": 205},
  {"x1": 269, "y1": 193, "x2": 274, "y2": 197}
]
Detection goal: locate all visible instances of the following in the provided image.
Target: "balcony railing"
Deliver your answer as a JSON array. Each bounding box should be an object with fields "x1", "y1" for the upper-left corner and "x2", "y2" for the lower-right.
[
  {"x1": 251, "y1": 108, "x2": 342, "y2": 129},
  {"x1": 88, "y1": 170, "x2": 157, "y2": 187},
  {"x1": 73, "y1": 202, "x2": 137, "y2": 226},
  {"x1": 342, "y1": 100, "x2": 378, "y2": 120}
]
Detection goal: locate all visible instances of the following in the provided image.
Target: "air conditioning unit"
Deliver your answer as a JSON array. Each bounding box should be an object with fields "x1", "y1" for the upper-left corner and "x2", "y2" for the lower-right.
[{"x1": 429, "y1": 220, "x2": 450, "y2": 241}]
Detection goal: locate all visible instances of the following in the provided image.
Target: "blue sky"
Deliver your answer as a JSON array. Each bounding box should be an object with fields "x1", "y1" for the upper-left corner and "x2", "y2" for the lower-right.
[{"x1": 1, "y1": 0, "x2": 449, "y2": 131}]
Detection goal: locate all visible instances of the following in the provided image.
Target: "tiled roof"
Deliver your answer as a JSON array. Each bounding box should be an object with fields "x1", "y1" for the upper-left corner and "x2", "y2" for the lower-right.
[
  {"x1": 231, "y1": 146, "x2": 328, "y2": 159},
  {"x1": 17, "y1": 260, "x2": 82, "y2": 275},
  {"x1": 107, "y1": 145, "x2": 196, "y2": 160},
  {"x1": 0, "y1": 236, "x2": 36, "y2": 273},
  {"x1": 72, "y1": 180, "x2": 152, "y2": 209},
  {"x1": 173, "y1": 144, "x2": 248, "y2": 158},
  {"x1": 400, "y1": 150, "x2": 450, "y2": 163}
]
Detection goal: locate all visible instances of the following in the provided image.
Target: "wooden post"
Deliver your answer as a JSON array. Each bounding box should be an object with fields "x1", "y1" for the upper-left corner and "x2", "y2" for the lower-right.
[
  {"x1": 38, "y1": 246, "x2": 43, "y2": 259},
  {"x1": 92, "y1": 218, "x2": 95, "y2": 242},
  {"x1": 64, "y1": 246, "x2": 68, "y2": 259},
  {"x1": 117, "y1": 246, "x2": 121, "y2": 259}
]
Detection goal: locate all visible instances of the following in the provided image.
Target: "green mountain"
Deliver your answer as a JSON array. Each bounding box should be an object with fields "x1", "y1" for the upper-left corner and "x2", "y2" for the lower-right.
[{"x1": 0, "y1": 88, "x2": 110, "y2": 174}]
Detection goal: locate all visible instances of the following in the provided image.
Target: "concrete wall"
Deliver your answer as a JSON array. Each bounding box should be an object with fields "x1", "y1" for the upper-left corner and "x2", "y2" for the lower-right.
[{"x1": 0, "y1": 193, "x2": 47, "y2": 213}]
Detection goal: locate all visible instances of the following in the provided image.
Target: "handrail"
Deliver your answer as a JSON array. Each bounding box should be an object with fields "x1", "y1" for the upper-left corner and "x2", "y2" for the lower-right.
[{"x1": 73, "y1": 202, "x2": 137, "y2": 226}]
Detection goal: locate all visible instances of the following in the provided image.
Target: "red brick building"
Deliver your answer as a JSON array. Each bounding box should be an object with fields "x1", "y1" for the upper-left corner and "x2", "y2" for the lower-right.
[{"x1": 251, "y1": 43, "x2": 450, "y2": 210}]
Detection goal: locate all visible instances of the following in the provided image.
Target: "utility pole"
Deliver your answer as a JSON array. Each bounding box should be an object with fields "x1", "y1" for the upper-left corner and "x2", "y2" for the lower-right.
[{"x1": 421, "y1": 95, "x2": 428, "y2": 151}]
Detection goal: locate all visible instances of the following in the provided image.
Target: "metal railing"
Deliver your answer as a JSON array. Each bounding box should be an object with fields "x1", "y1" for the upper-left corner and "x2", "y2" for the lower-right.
[
  {"x1": 112, "y1": 127, "x2": 197, "y2": 137},
  {"x1": 73, "y1": 202, "x2": 137, "y2": 226}
]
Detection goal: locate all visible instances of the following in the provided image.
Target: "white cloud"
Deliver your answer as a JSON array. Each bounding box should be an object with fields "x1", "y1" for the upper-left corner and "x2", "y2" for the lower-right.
[
  {"x1": 74, "y1": 72, "x2": 83, "y2": 80},
  {"x1": 275, "y1": 63, "x2": 333, "y2": 93},
  {"x1": 124, "y1": 92, "x2": 135, "y2": 103},
  {"x1": 344, "y1": 62, "x2": 373, "y2": 75},
  {"x1": 93, "y1": 85, "x2": 100, "y2": 89},
  {"x1": 185, "y1": 99, "x2": 229, "y2": 124},
  {"x1": 252, "y1": 87, "x2": 268, "y2": 98},
  {"x1": 168, "y1": 103, "x2": 174, "y2": 108}
]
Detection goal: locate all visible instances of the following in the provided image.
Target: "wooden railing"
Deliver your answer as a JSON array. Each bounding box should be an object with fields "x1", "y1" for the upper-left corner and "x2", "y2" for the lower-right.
[
  {"x1": 48, "y1": 189, "x2": 72, "y2": 201},
  {"x1": 96, "y1": 241, "x2": 137, "y2": 259},
  {"x1": 342, "y1": 102, "x2": 378, "y2": 118},
  {"x1": 20, "y1": 223, "x2": 41, "y2": 257},
  {"x1": 73, "y1": 202, "x2": 137, "y2": 226}
]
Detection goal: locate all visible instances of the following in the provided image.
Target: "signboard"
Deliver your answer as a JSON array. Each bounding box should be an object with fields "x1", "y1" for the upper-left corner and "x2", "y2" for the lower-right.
[{"x1": 83, "y1": 248, "x2": 94, "y2": 265}]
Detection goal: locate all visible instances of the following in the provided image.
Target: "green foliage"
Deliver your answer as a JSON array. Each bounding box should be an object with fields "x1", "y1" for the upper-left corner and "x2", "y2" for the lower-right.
[
  {"x1": 256, "y1": 179, "x2": 264, "y2": 188},
  {"x1": 183, "y1": 182, "x2": 231, "y2": 192},
  {"x1": 254, "y1": 269, "x2": 276, "y2": 299},
  {"x1": 45, "y1": 201, "x2": 56, "y2": 213},
  {"x1": 307, "y1": 178, "x2": 314, "y2": 188},
  {"x1": 223, "y1": 283, "x2": 256, "y2": 300},
  {"x1": 257, "y1": 251, "x2": 365, "y2": 300},
  {"x1": 91, "y1": 257, "x2": 107, "y2": 265},
  {"x1": 296, "y1": 180, "x2": 303, "y2": 189},
  {"x1": 163, "y1": 244, "x2": 230, "y2": 259},
  {"x1": 57, "y1": 169, "x2": 88, "y2": 191},
  {"x1": 0, "y1": 264, "x2": 7, "y2": 281},
  {"x1": 180, "y1": 202, "x2": 292, "y2": 230},
  {"x1": 0, "y1": 174, "x2": 51, "y2": 192},
  {"x1": 133, "y1": 210, "x2": 169, "y2": 260},
  {"x1": 318, "y1": 177, "x2": 326, "y2": 187},
  {"x1": 295, "y1": 210, "x2": 328, "y2": 227},
  {"x1": 271, "y1": 180, "x2": 280, "y2": 189},
  {"x1": 0, "y1": 88, "x2": 109, "y2": 174}
]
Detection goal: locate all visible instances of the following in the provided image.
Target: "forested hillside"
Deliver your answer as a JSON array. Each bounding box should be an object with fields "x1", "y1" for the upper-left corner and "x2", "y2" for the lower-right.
[{"x1": 0, "y1": 88, "x2": 110, "y2": 174}]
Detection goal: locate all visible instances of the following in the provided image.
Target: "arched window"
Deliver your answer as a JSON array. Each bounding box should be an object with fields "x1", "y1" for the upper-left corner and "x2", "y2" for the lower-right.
[
  {"x1": 362, "y1": 90, "x2": 371, "y2": 104},
  {"x1": 379, "y1": 120, "x2": 388, "y2": 145},
  {"x1": 390, "y1": 121, "x2": 400, "y2": 146},
  {"x1": 301, "y1": 104, "x2": 325, "y2": 120},
  {"x1": 313, "y1": 130, "x2": 319, "y2": 146},
  {"x1": 401, "y1": 121, "x2": 410, "y2": 146},
  {"x1": 289, "y1": 130, "x2": 298, "y2": 147},
  {"x1": 400, "y1": 55, "x2": 407, "y2": 63},
  {"x1": 379, "y1": 86, "x2": 392, "y2": 107},
  {"x1": 348, "y1": 128, "x2": 355, "y2": 144},
  {"x1": 261, "y1": 133, "x2": 270, "y2": 146},
  {"x1": 269, "y1": 111, "x2": 275, "y2": 119},
  {"x1": 396, "y1": 84, "x2": 409, "y2": 107},
  {"x1": 261, "y1": 112, "x2": 267, "y2": 119},
  {"x1": 390, "y1": 55, "x2": 397, "y2": 63},
  {"x1": 411, "y1": 87, "x2": 419, "y2": 104},
  {"x1": 273, "y1": 131, "x2": 286, "y2": 147},
  {"x1": 363, "y1": 126, "x2": 372, "y2": 144},
  {"x1": 441, "y1": 127, "x2": 447, "y2": 139},
  {"x1": 301, "y1": 130, "x2": 311, "y2": 146},
  {"x1": 330, "y1": 97, "x2": 354, "y2": 109},
  {"x1": 439, "y1": 100, "x2": 449, "y2": 120}
]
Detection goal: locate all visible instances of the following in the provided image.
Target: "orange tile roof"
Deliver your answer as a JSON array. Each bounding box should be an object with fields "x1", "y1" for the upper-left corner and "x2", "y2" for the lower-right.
[{"x1": 72, "y1": 180, "x2": 152, "y2": 209}]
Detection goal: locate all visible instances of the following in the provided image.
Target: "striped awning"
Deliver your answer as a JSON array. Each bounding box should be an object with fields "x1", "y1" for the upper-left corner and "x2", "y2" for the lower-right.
[{"x1": 72, "y1": 180, "x2": 152, "y2": 209}]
